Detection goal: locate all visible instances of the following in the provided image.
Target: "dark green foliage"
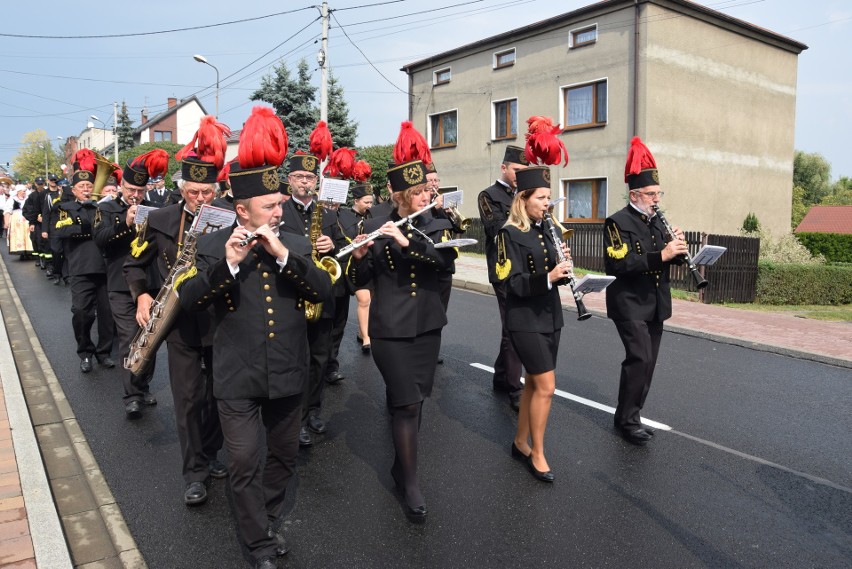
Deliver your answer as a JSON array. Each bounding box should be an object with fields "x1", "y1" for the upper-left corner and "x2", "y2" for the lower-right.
[
  {"x1": 327, "y1": 70, "x2": 358, "y2": 148},
  {"x1": 118, "y1": 142, "x2": 183, "y2": 187},
  {"x1": 250, "y1": 58, "x2": 319, "y2": 154},
  {"x1": 795, "y1": 232, "x2": 852, "y2": 263},
  {"x1": 742, "y1": 212, "x2": 760, "y2": 233},
  {"x1": 756, "y1": 261, "x2": 852, "y2": 305},
  {"x1": 116, "y1": 101, "x2": 135, "y2": 152}
]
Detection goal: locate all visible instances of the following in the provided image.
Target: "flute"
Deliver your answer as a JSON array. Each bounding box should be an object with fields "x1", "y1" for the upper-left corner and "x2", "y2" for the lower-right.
[
  {"x1": 335, "y1": 201, "x2": 439, "y2": 259},
  {"x1": 238, "y1": 221, "x2": 286, "y2": 247}
]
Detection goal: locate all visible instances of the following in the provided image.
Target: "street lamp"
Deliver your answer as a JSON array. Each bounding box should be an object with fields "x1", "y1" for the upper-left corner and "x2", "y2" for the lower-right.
[
  {"x1": 37, "y1": 143, "x2": 48, "y2": 179},
  {"x1": 90, "y1": 115, "x2": 107, "y2": 151},
  {"x1": 193, "y1": 54, "x2": 219, "y2": 117}
]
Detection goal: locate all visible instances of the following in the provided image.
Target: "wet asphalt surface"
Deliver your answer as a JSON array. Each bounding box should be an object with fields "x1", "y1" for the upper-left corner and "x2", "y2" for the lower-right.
[{"x1": 3, "y1": 248, "x2": 851, "y2": 569}]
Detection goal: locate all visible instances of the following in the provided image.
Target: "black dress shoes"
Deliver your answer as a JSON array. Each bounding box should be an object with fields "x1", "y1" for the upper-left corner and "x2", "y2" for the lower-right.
[
  {"x1": 617, "y1": 427, "x2": 654, "y2": 446},
  {"x1": 184, "y1": 481, "x2": 208, "y2": 506},
  {"x1": 52, "y1": 277, "x2": 61, "y2": 285},
  {"x1": 142, "y1": 391, "x2": 157, "y2": 406},
  {"x1": 97, "y1": 356, "x2": 116, "y2": 368},
  {"x1": 209, "y1": 459, "x2": 228, "y2": 479},
  {"x1": 511, "y1": 442, "x2": 530, "y2": 462},
  {"x1": 307, "y1": 415, "x2": 326, "y2": 434},
  {"x1": 526, "y1": 456, "x2": 555, "y2": 483},
  {"x1": 509, "y1": 392, "x2": 522, "y2": 412},
  {"x1": 436, "y1": 355, "x2": 444, "y2": 364},
  {"x1": 361, "y1": 343, "x2": 371, "y2": 354},
  {"x1": 255, "y1": 555, "x2": 277, "y2": 569},
  {"x1": 326, "y1": 371, "x2": 345, "y2": 384},
  {"x1": 298, "y1": 426, "x2": 313, "y2": 447},
  {"x1": 404, "y1": 503, "x2": 428, "y2": 523},
  {"x1": 125, "y1": 400, "x2": 142, "y2": 419},
  {"x1": 80, "y1": 357, "x2": 93, "y2": 373},
  {"x1": 267, "y1": 525, "x2": 289, "y2": 556}
]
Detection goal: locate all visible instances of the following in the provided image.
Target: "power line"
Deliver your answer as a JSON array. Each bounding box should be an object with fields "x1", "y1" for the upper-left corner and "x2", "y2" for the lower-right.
[
  {"x1": 336, "y1": 0, "x2": 410, "y2": 9},
  {"x1": 330, "y1": 12, "x2": 407, "y2": 93},
  {"x1": 337, "y1": 0, "x2": 487, "y2": 27}
]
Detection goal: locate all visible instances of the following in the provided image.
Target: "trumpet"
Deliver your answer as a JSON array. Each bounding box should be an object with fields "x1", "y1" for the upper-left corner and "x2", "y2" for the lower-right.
[
  {"x1": 544, "y1": 212, "x2": 591, "y2": 321},
  {"x1": 335, "y1": 201, "x2": 439, "y2": 259},
  {"x1": 652, "y1": 205, "x2": 708, "y2": 290},
  {"x1": 446, "y1": 206, "x2": 471, "y2": 232}
]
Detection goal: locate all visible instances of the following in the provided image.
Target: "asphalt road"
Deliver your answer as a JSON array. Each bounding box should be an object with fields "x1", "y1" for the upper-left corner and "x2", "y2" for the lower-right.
[{"x1": 4, "y1": 249, "x2": 851, "y2": 569}]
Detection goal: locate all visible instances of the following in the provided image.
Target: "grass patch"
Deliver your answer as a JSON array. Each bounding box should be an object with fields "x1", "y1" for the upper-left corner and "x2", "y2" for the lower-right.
[{"x1": 721, "y1": 302, "x2": 852, "y2": 322}]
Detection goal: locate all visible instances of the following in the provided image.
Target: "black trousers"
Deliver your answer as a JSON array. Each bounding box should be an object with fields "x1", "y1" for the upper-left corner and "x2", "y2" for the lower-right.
[
  {"x1": 613, "y1": 320, "x2": 664, "y2": 430},
  {"x1": 108, "y1": 291, "x2": 155, "y2": 404},
  {"x1": 302, "y1": 318, "x2": 333, "y2": 423},
  {"x1": 70, "y1": 274, "x2": 114, "y2": 359},
  {"x1": 326, "y1": 293, "x2": 350, "y2": 375},
  {"x1": 29, "y1": 223, "x2": 42, "y2": 256},
  {"x1": 166, "y1": 341, "x2": 222, "y2": 483},
  {"x1": 49, "y1": 236, "x2": 65, "y2": 277},
  {"x1": 491, "y1": 282, "x2": 523, "y2": 395},
  {"x1": 218, "y1": 394, "x2": 301, "y2": 562}
]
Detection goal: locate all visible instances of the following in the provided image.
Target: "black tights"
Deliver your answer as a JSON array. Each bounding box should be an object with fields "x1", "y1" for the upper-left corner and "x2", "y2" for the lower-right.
[{"x1": 390, "y1": 402, "x2": 424, "y2": 508}]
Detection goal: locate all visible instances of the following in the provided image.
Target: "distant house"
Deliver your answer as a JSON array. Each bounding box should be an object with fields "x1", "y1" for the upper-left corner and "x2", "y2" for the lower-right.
[
  {"x1": 401, "y1": 0, "x2": 807, "y2": 235},
  {"x1": 101, "y1": 96, "x2": 208, "y2": 157},
  {"x1": 225, "y1": 129, "x2": 241, "y2": 163},
  {"x1": 795, "y1": 206, "x2": 852, "y2": 235}
]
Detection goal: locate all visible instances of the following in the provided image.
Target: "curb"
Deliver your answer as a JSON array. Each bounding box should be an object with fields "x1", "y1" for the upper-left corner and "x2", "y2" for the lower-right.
[
  {"x1": 452, "y1": 277, "x2": 852, "y2": 370},
  {"x1": 0, "y1": 255, "x2": 147, "y2": 569}
]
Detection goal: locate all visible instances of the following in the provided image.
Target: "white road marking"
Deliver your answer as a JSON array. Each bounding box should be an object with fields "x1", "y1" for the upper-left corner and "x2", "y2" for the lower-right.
[{"x1": 470, "y1": 362, "x2": 672, "y2": 431}]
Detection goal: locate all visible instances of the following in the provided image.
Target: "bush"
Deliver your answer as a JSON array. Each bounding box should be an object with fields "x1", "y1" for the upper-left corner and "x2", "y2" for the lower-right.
[
  {"x1": 795, "y1": 232, "x2": 852, "y2": 263},
  {"x1": 748, "y1": 228, "x2": 825, "y2": 265},
  {"x1": 118, "y1": 141, "x2": 184, "y2": 188},
  {"x1": 741, "y1": 212, "x2": 760, "y2": 233},
  {"x1": 756, "y1": 261, "x2": 852, "y2": 305}
]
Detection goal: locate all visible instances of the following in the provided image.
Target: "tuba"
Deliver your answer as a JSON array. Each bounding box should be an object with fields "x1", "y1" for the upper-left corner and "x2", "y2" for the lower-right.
[
  {"x1": 92, "y1": 151, "x2": 118, "y2": 200},
  {"x1": 304, "y1": 193, "x2": 342, "y2": 322}
]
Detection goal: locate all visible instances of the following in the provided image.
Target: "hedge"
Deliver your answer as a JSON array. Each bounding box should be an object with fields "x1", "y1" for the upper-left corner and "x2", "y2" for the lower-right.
[
  {"x1": 756, "y1": 261, "x2": 852, "y2": 305},
  {"x1": 795, "y1": 232, "x2": 852, "y2": 263}
]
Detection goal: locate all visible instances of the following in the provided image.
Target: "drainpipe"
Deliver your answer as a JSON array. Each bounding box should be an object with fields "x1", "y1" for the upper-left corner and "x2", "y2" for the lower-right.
[{"x1": 633, "y1": 0, "x2": 640, "y2": 137}]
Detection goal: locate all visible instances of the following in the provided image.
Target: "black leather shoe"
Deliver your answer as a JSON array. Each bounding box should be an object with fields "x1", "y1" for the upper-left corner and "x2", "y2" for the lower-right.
[
  {"x1": 404, "y1": 503, "x2": 428, "y2": 523},
  {"x1": 45, "y1": 269, "x2": 53, "y2": 278},
  {"x1": 326, "y1": 371, "x2": 344, "y2": 384},
  {"x1": 436, "y1": 355, "x2": 444, "y2": 364},
  {"x1": 643, "y1": 426, "x2": 656, "y2": 437},
  {"x1": 97, "y1": 356, "x2": 116, "y2": 368},
  {"x1": 80, "y1": 357, "x2": 93, "y2": 373},
  {"x1": 618, "y1": 427, "x2": 653, "y2": 446},
  {"x1": 526, "y1": 456, "x2": 554, "y2": 483},
  {"x1": 361, "y1": 343, "x2": 371, "y2": 354},
  {"x1": 267, "y1": 525, "x2": 289, "y2": 556},
  {"x1": 307, "y1": 414, "x2": 326, "y2": 434},
  {"x1": 142, "y1": 391, "x2": 157, "y2": 406},
  {"x1": 255, "y1": 555, "x2": 277, "y2": 569},
  {"x1": 184, "y1": 481, "x2": 207, "y2": 506},
  {"x1": 52, "y1": 277, "x2": 61, "y2": 285},
  {"x1": 209, "y1": 459, "x2": 228, "y2": 479},
  {"x1": 125, "y1": 400, "x2": 142, "y2": 420},
  {"x1": 298, "y1": 426, "x2": 313, "y2": 447},
  {"x1": 511, "y1": 442, "x2": 530, "y2": 462},
  {"x1": 509, "y1": 392, "x2": 522, "y2": 412}
]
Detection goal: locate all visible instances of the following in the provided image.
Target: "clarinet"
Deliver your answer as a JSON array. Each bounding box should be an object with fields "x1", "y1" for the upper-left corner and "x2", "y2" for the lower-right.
[
  {"x1": 652, "y1": 205, "x2": 708, "y2": 290},
  {"x1": 544, "y1": 213, "x2": 591, "y2": 321}
]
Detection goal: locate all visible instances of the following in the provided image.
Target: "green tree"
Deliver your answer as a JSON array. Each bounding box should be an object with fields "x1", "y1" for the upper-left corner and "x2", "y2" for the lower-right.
[
  {"x1": 116, "y1": 101, "x2": 135, "y2": 152},
  {"x1": 791, "y1": 185, "x2": 809, "y2": 229},
  {"x1": 820, "y1": 176, "x2": 852, "y2": 206},
  {"x1": 326, "y1": 70, "x2": 358, "y2": 148},
  {"x1": 250, "y1": 58, "x2": 318, "y2": 156},
  {"x1": 11, "y1": 129, "x2": 63, "y2": 181},
  {"x1": 357, "y1": 144, "x2": 393, "y2": 199},
  {"x1": 118, "y1": 141, "x2": 183, "y2": 187},
  {"x1": 793, "y1": 150, "x2": 832, "y2": 206}
]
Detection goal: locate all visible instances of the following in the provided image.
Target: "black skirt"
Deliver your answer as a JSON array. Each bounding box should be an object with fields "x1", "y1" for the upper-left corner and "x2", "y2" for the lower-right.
[
  {"x1": 371, "y1": 329, "x2": 442, "y2": 407},
  {"x1": 509, "y1": 329, "x2": 561, "y2": 375}
]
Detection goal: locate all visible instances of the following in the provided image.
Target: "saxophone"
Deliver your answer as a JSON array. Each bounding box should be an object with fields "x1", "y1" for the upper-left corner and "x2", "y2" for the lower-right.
[
  {"x1": 304, "y1": 195, "x2": 342, "y2": 322},
  {"x1": 124, "y1": 223, "x2": 200, "y2": 376}
]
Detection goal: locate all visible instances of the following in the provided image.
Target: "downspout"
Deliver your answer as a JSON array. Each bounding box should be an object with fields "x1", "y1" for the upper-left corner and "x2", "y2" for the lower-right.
[
  {"x1": 408, "y1": 71, "x2": 414, "y2": 122},
  {"x1": 633, "y1": 0, "x2": 640, "y2": 137}
]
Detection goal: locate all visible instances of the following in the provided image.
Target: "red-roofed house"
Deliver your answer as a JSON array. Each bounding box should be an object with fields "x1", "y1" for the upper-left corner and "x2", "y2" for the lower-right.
[{"x1": 795, "y1": 206, "x2": 852, "y2": 235}]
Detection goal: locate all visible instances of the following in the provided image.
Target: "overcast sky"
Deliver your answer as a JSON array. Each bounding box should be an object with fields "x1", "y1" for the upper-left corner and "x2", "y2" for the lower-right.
[{"x1": 1, "y1": 0, "x2": 849, "y2": 178}]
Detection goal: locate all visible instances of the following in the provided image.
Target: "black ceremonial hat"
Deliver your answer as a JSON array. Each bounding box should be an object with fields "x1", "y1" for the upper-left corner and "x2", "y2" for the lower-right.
[
  {"x1": 180, "y1": 156, "x2": 218, "y2": 184},
  {"x1": 123, "y1": 161, "x2": 150, "y2": 188},
  {"x1": 351, "y1": 183, "x2": 373, "y2": 200},
  {"x1": 71, "y1": 169, "x2": 94, "y2": 186},
  {"x1": 515, "y1": 166, "x2": 551, "y2": 192},
  {"x1": 386, "y1": 160, "x2": 426, "y2": 193},
  {"x1": 229, "y1": 162, "x2": 282, "y2": 200},
  {"x1": 503, "y1": 145, "x2": 528, "y2": 166},
  {"x1": 288, "y1": 153, "x2": 320, "y2": 176}
]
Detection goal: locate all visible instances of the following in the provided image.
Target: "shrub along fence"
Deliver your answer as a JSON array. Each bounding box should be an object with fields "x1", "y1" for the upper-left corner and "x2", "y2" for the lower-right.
[
  {"x1": 755, "y1": 262, "x2": 852, "y2": 305},
  {"x1": 795, "y1": 232, "x2": 852, "y2": 263}
]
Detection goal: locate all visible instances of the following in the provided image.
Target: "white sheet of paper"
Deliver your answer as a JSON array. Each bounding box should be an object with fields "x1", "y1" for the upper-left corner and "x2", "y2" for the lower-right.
[
  {"x1": 691, "y1": 245, "x2": 727, "y2": 266},
  {"x1": 191, "y1": 204, "x2": 237, "y2": 234},
  {"x1": 133, "y1": 205, "x2": 159, "y2": 225},
  {"x1": 441, "y1": 190, "x2": 463, "y2": 209},
  {"x1": 434, "y1": 238, "x2": 477, "y2": 249},
  {"x1": 319, "y1": 178, "x2": 350, "y2": 204},
  {"x1": 573, "y1": 274, "x2": 616, "y2": 294}
]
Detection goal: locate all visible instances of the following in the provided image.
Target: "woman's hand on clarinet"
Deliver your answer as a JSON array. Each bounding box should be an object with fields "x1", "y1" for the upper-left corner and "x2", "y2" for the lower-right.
[{"x1": 549, "y1": 260, "x2": 573, "y2": 284}]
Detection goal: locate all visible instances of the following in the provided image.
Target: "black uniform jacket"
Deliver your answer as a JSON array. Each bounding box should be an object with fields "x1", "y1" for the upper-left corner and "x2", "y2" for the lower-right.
[
  {"x1": 145, "y1": 189, "x2": 173, "y2": 207},
  {"x1": 93, "y1": 196, "x2": 157, "y2": 293},
  {"x1": 41, "y1": 189, "x2": 62, "y2": 236},
  {"x1": 336, "y1": 207, "x2": 370, "y2": 295},
  {"x1": 348, "y1": 211, "x2": 456, "y2": 339},
  {"x1": 23, "y1": 189, "x2": 46, "y2": 226},
  {"x1": 211, "y1": 194, "x2": 234, "y2": 211},
  {"x1": 496, "y1": 223, "x2": 564, "y2": 334},
  {"x1": 478, "y1": 180, "x2": 515, "y2": 283},
  {"x1": 179, "y1": 228, "x2": 333, "y2": 400},
  {"x1": 604, "y1": 205, "x2": 678, "y2": 322},
  {"x1": 369, "y1": 200, "x2": 393, "y2": 220},
  {"x1": 123, "y1": 202, "x2": 212, "y2": 346},
  {"x1": 54, "y1": 200, "x2": 106, "y2": 276}
]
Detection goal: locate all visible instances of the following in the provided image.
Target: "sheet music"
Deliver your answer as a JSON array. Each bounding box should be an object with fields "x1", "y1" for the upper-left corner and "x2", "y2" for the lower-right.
[
  {"x1": 133, "y1": 205, "x2": 159, "y2": 225},
  {"x1": 441, "y1": 190, "x2": 463, "y2": 209},
  {"x1": 319, "y1": 177, "x2": 350, "y2": 204},
  {"x1": 573, "y1": 274, "x2": 615, "y2": 295},
  {"x1": 691, "y1": 245, "x2": 726, "y2": 266},
  {"x1": 434, "y1": 238, "x2": 477, "y2": 249},
  {"x1": 190, "y1": 205, "x2": 237, "y2": 234}
]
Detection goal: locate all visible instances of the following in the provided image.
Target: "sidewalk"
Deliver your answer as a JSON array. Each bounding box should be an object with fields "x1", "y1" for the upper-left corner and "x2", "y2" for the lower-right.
[{"x1": 453, "y1": 254, "x2": 852, "y2": 368}]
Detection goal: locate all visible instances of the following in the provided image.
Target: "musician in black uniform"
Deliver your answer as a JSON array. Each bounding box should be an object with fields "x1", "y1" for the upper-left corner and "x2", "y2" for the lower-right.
[
  {"x1": 281, "y1": 153, "x2": 345, "y2": 447},
  {"x1": 495, "y1": 166, "x2": 572, "y2": 483},
  {"x1": 348, "y1": 159, "x2": 457, "y2": 523},
  {"x1": 145, "y1": 175, "x2": 172, "y2": 206},
  {"x1": 94, "y1": 152, "x2": 167, "y2": 418},
  {"x1": 23, "y1": 176, "x2": 48, "y2": 269},
  {"x1": 41, "y1": 175, "x2": 66, "y2": 283},
  {"x1": 605, "y1": 137, "x2": 686, "y2": 446},
  {"x1": 55, "y1": 167, "x2": 115, "y2": 373},
  {"x1": 477, "y1": 145, "x2": 528, "y2": 410},
  {"x1": 124, "y1": 152, "x2": 226, "y2": 505}
]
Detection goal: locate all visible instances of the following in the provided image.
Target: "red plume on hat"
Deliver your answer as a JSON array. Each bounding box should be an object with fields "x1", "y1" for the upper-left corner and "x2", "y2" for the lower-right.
[
  {"x1": 73, "y1": 149, "x2": 96, "y2": 173},
  {"x1": 176, "y1": 115, "x2": 231, "y2": 171},
  {"x1": 624, "y1": 136, "x2": 657, "y2": 183},
  {"x1": 238, "y1": 106, "x2": 289, "y2": 168},
  {"x1": 352, "y1": 160, "x2": 372, "y2": 182},
  {"x1": 393, "y1": 121, "x2": 432, "y2": 166},
  {"x1": 112, "y1": 164, "x2": 122, "y2": 184},
  {"x1": 524, "y1": 116, "x2": 568, "y2": 166},
  {"x1": 309, "y1": 121, "x2": 333, "y2": 162},
  {"x1": 131, "y1": 149, "x2": 169, "y2": 179},
  {"x1": 324, "y1": 147, "x2": 357, "y2": 178},
  {"x1": 218, "y1": 160, "x2": 232, "y2": 183}
]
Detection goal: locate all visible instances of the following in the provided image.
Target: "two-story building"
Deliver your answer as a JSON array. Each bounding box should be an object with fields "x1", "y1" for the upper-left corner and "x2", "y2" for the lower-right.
[{"x1": 401, "y1": 0, "x2": 807, "y2": 235}]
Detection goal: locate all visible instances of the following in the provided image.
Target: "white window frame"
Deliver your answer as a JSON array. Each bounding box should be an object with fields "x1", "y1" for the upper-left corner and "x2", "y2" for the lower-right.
[
  {"x1": 491, "y1": 97, "x2": 518, "y2": 141},
  {"x1": 427, "y1": 109, "x2": 459, "y2": 149},
  {"x1": 558, "y1": 77, "x2": 608, "y2": 130},
  {"x1": 569, "y1": 24, "x2": 598, "y2": 48},
  {"x1": 558, "y1": 176, "x2": 609, "y2": 222},
  {"x1": 433, "y1": 67, "x2": 452, "y2": 86},
  {"x1": 493, "y1": 47, "x2": 516, "y2": 69}
]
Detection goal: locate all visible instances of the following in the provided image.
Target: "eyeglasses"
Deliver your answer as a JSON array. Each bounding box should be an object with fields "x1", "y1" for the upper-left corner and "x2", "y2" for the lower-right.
[
  {"x1": 184, "y1": 189, "x2": 215, "y2": 198},
  {"x1": 290, "y1": 174, "x2": 317, "y2": 181},
  {"x1": 634, "y1": 190, "x2": 665, "y2": 198}
]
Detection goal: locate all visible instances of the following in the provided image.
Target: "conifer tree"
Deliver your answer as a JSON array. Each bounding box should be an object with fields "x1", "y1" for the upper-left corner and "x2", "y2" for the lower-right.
[
  {"x1": 115, "y1": 101, "x2": 135, "y2": 152},
  {"x1": 326, "y1": 70, "x2": 358, "y2": 148}
]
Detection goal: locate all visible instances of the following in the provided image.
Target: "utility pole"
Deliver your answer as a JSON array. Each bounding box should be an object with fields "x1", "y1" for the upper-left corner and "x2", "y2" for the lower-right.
[
  {"x1": 113, "y1": 102, "x2": 119, "y2": 163},
  {"x1": 319, "y1": 1, "x2": 329, "y2": 123}
]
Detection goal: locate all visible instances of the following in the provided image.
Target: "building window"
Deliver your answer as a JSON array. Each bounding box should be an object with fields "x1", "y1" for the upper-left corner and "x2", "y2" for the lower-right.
[
  {"x1": 560, "y1": 178, "x2": 607, "y2": 222},
  {"x1": 563, "y1": 80, "x2": 607, "y2": 129},
  {"x1": 433, "y1": 67, "x2": 451, "y2": 85},
  {"x1": 493, "y1": 48, "x2": 516, "y2": 69},
  {"x1": 154, "y1": 130, "x2": 172, "y2": 142},
  {"x1": 429, "y1": 111, "x2": 458, "y2": 148},
  {"x1": 493, "y1": 99, "x2": 517, "y2": 140},
  {"x1": 570, "y1": 25, "x2": 597, "y2": 48}
]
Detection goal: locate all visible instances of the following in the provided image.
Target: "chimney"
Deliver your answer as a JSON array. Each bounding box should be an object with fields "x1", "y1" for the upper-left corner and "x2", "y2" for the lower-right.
[
  {"x1": 141, "y1": 108, "x2": 148, "y2": 124},
  {"x1": 167, "y1": 97, "x2": 177, "y2": 109}
]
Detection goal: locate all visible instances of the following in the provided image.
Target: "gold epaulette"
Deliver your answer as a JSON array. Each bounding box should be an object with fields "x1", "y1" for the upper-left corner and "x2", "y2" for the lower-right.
[
  {"x1": 495, "y1": 232, "x2": 512, "y2": 280},
  {"x1": 173, "y1": 266, "x2": 197, "y2": 291},
  {"x1": 56, "y1": 210, "x2": 73, "y2": 229},
  {"x1": 130, "y1": 236, "x2": 149, "y2": 258},
  {"x1": 606, "y1": 222, "x2": 628, "y2": 260}
]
